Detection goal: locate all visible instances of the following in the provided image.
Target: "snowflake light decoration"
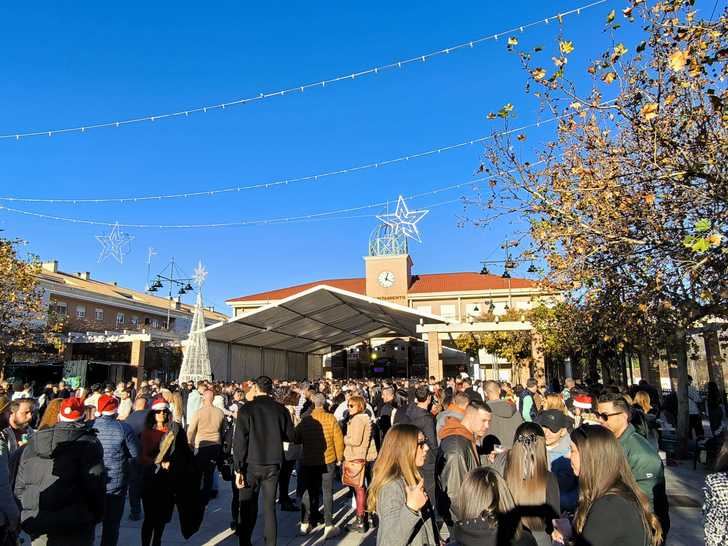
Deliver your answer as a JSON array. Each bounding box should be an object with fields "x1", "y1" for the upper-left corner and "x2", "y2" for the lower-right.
[{"x1": 193, "y1": 260, "x2": 208, "y2": 289}]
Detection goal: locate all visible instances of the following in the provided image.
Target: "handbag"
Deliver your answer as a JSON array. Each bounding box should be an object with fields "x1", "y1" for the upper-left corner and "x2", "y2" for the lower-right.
[{"x1": 342, "y1": 459, "x2": 366, "y2": 488}]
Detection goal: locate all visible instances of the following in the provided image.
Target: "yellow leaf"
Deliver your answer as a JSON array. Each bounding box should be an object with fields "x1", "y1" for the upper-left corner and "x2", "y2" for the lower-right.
[
  {"x1": 602, "y1": 71, "x2": 617, "y2": 84},
  {"x1": 569, "y1": 101, "x2": 582, "y2": 110},
  {"x1": 559, "y1": 40, "x2": 574, "y2": 55},
  {"x1": 613, "y1": 43, "x2": 628, "y2": 59},
  {"x1": 641, "y1": 102, "x2": 658, "y2": 120},
  {"x1": 532, "y1": 68, "x2": 547, "y2": 80},
  {"x1": 644, "y1": 193, "x2": 655, "y2": 205},
  {"x1": 606, "y1": 9, "x2": 615, "y2": 23},
  {"x1": 507, "y1": 36, "x2": 518, "y2": 47},
  {"x1": 668, "y1": 49, "x2": 689, "y2": 72},
  {"x1": 516, "y1": 134, "x2": 526, "y2": 141},
  {"x1": 708, "y1": 233, "x2": 723, "y2": 247}
]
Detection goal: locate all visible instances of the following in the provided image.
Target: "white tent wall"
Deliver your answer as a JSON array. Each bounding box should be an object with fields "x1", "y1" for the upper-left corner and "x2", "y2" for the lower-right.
[
  {"x1": 288, "y1": 352, "x2": 306, "y2": 380},
  {"x1": 208, "y1": 340, "x2": 314, "y2": 381},
  {"x1": 208, "y1": 341, "x2": 229, "y2": 381}
]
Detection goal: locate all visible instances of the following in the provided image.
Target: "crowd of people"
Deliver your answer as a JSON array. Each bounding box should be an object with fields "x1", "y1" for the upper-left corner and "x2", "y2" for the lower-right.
[{"x1": 0, "y1": 373, "x2": 723, "y2": 545}]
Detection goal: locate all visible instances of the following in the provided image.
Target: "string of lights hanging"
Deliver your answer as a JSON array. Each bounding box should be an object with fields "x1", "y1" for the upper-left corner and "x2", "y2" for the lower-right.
[
  {"x1": 0, "y1": 116, "x2": 563, "y2": 204},
  {"x1": 0, "y1": 0, "x2": 606, "y2": 141}
]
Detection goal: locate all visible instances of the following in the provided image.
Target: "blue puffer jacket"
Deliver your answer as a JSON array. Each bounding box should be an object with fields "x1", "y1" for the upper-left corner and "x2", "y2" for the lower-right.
[{"x1": 93, "y1": 415, "x2": 140, "y2": 495}]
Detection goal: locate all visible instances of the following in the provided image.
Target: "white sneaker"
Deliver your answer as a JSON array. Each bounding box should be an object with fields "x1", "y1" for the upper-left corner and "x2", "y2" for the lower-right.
[
  {"x1": 299, "y1": 523, "x2": 311, "y2": 535},
  {"x1": 324, "y1": 526, "x2": 341, "y2": 540}
]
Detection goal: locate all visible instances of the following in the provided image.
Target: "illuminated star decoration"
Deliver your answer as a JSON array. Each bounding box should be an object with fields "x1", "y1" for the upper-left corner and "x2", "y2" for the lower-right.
[
  {"x1": 376, "y1": 195, "x2": 429, "y2": 243},
  {"x1": 95, "y1": 222, "x2": 134, "y2": 264},
  {"x1": 193, "y1": 260, "x2": 208, "y2": 289}
]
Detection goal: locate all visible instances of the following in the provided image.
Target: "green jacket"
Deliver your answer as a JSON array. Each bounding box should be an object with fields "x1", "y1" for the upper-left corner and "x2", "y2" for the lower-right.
[{"x1": 618, "y1": 424, "x2": 664, "y2": 509}]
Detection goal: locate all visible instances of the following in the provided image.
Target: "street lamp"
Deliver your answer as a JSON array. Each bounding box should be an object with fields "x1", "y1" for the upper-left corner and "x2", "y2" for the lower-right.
[{"x1": 147, "y1": 257, "x2": 195, "y2": 329}]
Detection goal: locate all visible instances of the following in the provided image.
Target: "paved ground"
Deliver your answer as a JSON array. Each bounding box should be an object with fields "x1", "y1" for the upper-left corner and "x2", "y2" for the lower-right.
[{"x1": 101, "y1": 459, "x2": 705, "y2": 546}]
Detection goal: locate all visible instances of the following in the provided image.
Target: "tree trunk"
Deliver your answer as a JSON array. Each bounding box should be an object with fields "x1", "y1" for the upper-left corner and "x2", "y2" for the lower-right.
[
  {"x1": 704, "y1": 329, "x2": 726, "y2": 393},
  {"x1": 671, "y1": 330, "x2": 691, "y2": 457},
  {"x1": 588, "y1": 353, "x2": 599, "y2": 382},
  {"x1": 637, "y1": 344, "x2": 661, "y2": 387}
]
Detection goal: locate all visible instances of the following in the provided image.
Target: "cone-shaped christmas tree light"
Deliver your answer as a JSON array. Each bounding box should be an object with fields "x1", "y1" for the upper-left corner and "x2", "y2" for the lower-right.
[{"x1": 178, "y1": 262, "x2": 212, "y2": 383}]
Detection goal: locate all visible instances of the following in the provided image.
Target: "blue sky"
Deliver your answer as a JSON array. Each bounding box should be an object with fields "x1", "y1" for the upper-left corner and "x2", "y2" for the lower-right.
[{"x1": 0, "y1": 1, "x2": 649, "y2": 313}]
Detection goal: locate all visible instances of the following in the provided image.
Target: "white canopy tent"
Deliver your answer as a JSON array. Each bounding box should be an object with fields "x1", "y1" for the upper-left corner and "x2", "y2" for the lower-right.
[{"x1": 203, "y1": 285, "x2": 447, "y2": 380}]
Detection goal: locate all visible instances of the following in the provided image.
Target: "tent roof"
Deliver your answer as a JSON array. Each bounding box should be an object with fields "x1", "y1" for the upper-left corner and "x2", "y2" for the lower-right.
[{"x1": 204, "y1": 284, "x2": 446, "y2": 355}]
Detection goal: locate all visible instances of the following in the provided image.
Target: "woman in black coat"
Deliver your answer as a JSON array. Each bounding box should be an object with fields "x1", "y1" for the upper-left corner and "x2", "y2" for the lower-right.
[{"x1": 140, "y1": 397, "x2": 202, "y2": 546}]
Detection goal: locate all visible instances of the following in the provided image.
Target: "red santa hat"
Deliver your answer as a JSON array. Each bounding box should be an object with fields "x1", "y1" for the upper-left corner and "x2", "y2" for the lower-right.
[
  {"x1": 573, "y1": 394, "x2": 593, "y2": 410},
  {"x1": 97, "y1": 394, "x2": 119, "y2": 416},
  {"x1": 59, "y1": 397, "x2": 85, "y2": 422},
  {"x1": 150, "y1": 396, "x2": 169, "y2": 411}
]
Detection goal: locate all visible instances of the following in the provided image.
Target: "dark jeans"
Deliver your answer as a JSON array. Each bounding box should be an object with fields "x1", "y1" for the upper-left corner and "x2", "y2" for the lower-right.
[
  {"x1": 300, "y1": 463, "x2": 335, "y2": 526},
  {"x1": 278, "y1": 458, "x2": 295, "y2": 504},
  {"x1": 230, "y1": 477, "x2": 240, "y2": 525},
  {"x1": 128, "y1": 461, "x2": 143, "y2": 517},
  {"x1": 101, "y1": 492, "x2": 126, "y2": 546},
  {"x1": 195, "y1": 443, "x2": 221, "y2": 504},
  {"x1": 238, "y1": 464, "x2": 280, "y2": 546},
  {"x1": 689, "y1": 414, "x2": 705, "y2": 439}
]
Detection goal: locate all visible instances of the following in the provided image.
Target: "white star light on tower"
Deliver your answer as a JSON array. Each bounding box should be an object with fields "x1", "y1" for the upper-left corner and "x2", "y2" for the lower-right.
[
  {"x1": 96, "y1": 222, "x2": 134, "y2": 264},
  {"x1": 376, "y1": 195, "x2": 429, "y2": 243},
  {"x1": 193, "y1": 260, "x2": 208, "y2": 289}
]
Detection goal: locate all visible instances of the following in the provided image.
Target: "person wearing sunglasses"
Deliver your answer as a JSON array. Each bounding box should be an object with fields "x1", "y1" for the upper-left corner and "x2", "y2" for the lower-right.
[
  {"x1": 596, "y1": 393, "x2": 670, "y2": 541},
  {"x1": 368, "y1": 424, "x2": 439, "y2": 545},
  {"x1": 140, "y1": 396, "x2": 200, "y2": 546},
  {"x1": 343, "y1": 395, "x2": 378, "y2": 533}
]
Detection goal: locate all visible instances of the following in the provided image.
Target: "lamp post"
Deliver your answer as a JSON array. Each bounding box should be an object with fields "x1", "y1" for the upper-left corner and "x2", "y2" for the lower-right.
[{"x1": 147, "y1": 257, "x2": 194, "y2": 331}]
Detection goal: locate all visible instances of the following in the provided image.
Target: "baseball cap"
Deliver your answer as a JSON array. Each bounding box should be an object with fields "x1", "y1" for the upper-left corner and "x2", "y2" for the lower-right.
[{"x1": 535, "y1": 410, "x2": 573, "y2": 433}]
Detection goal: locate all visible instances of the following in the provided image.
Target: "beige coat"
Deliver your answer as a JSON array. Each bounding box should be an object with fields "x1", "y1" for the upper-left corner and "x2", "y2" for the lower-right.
[{"x1": 344, "y1": 413, "x2": 377, "y2": 462}]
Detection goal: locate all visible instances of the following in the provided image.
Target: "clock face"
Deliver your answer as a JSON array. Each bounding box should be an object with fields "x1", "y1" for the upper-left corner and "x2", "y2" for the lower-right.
[{"x1": 378, "y1": 271, "x2": 395, "y2": 288}]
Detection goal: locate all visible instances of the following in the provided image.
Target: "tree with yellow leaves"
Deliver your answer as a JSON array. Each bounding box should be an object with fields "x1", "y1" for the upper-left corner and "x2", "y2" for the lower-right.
[
  {"x1": 0, "y1": 237, "x2": 50, "y2": 375},
  {"x1": 473, "y1": 0, "x2": 726, "y2": 452}
]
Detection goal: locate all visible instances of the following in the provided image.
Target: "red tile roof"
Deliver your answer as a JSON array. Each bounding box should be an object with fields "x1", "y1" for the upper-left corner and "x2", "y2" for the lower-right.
[
  {"x1": 226, "y1": 278, "x2": 366, "y2": 303},
  {"x1": 226, "y1": 272, "x2": 536, "y2": 303},
  {"x1": 410, "y1": 272, "x2": 536, "y2": 293}
]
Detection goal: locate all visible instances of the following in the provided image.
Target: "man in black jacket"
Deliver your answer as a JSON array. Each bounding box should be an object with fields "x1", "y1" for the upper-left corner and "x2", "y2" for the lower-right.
[
  {"x1": 394, "y1": 385, "x2": 438, "y2": 504},
  {"x1": 436, "y1": 400, "x2": 492, "y2": 532},
  {"x1": 233, "y1": 376, "x2": 294, "y2": 546},
  {"x1": 15, "y1": 397, "x2": 105, "y2": 546}
]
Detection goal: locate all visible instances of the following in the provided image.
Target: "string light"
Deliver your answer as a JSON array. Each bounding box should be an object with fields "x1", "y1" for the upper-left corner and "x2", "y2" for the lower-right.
[
  {"x1": 0, "y1": 115, "x2": 565, "y2": 204},
  {"x1": 0, "y1": 196, "x2": 465, "y2": 229},
  {"x1": 0, "y1": 0, "x2": 606, "y2": 141},
  {"x1": 0, "y1": 172, "x2": 507, "y2": 229}
]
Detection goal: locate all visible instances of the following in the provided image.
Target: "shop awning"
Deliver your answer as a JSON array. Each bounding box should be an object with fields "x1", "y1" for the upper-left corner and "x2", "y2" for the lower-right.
[{"x1": 204, "y1": 284, "x2": 446, "y2": 354}]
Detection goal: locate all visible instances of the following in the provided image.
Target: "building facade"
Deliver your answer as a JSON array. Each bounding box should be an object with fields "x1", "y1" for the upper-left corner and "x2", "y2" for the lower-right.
[
  {"x1": 226, "y1": 225, "x2": 556, "y2": 379},
  {"x1": 11, "y1": 260, "x2": 228, "y2": 386}
]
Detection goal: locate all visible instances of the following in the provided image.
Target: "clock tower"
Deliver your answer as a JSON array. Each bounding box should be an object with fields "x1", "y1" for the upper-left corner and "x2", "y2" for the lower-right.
[{"x1": 364, "y1": 223, "x2": 412, "y2": 305}]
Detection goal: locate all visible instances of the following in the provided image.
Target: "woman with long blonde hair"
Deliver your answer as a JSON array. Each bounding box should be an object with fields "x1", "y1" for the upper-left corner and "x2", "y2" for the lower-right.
[
  {"x1": 554, "y1": 424, "x2": 661, "y2": 546},
  {"x1": 368, "y1": 424, "x2": 438, "y2": 545},
  {"x1": 504, "y1": 422, "x2": 560, "y2": 546},
  {"x1": 633, "y1": 391, "x2": 652, "y2": 414}
]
